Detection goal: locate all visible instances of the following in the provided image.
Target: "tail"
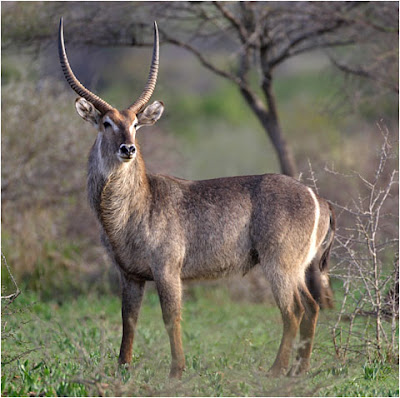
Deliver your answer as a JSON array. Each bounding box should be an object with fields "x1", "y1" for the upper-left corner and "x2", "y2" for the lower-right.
[{"x1": 319, "y1": 202, "x2": 336, "y2": 272}]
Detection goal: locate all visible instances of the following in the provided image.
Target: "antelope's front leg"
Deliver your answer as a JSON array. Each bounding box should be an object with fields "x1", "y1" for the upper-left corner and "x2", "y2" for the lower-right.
[
  {"x1": 155, "y1": 272, "x2": 185, "y2": 379},
  {"x1": 118, "y1": 276, "x2": 145, "y2": 365}
]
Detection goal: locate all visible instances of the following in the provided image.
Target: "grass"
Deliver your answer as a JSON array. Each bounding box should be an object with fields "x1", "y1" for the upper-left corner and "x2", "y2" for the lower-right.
[{"x1": 2, "y1": 285, "x2": 398, "y2": 397}]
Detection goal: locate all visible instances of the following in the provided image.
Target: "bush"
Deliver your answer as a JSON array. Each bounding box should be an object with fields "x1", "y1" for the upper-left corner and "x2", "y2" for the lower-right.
[{"x1": 329, "y1": 127, "x2": 399, "y2": 364}]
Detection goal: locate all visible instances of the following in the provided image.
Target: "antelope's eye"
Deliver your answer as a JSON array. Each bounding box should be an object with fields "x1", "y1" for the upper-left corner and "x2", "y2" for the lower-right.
[{"x1": 103, "y1": 121, "x2": 111, "y2": 129}]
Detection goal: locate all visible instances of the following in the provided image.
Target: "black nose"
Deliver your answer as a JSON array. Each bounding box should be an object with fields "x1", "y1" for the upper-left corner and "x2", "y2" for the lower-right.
[{"x1": 120, "y1": 144, "x2": 136, "y2": 157}]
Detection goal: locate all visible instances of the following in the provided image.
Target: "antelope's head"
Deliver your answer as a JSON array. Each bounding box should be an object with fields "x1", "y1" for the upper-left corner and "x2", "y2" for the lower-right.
[{"x1": 58, "y1": 18, "x2": 164, "y2": 164}]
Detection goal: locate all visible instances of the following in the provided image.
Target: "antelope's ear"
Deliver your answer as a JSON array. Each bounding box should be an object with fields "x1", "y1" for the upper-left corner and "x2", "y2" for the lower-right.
[
  {"x1": 75, "y1": 98, "x2": 100, "y2": 126},
  {"x1": 136, "y1": 101, "x2": 164, "y2": 130}
]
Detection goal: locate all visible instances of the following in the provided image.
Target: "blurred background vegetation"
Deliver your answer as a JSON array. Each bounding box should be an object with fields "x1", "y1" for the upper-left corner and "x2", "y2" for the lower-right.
[{"x1": 1, "y1": 2, "x2": 398, "y2": 303}]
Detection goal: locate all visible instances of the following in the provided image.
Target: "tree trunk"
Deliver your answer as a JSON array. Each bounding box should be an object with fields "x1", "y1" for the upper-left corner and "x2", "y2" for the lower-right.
[
  {"x1": 261, "y1": 73, "x2": 298, "y2": 178},
  {"x1": 239, "y1": 83, "x2": 298, "y2": 178},
  {"x1": 264, "y1": 116, "x2": 298, "y2": 177}
]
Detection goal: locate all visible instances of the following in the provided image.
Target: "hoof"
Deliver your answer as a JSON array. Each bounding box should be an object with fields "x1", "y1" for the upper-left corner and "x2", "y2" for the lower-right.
[
  {"x1": 169, "y1": 367, "x2": 184, "y2": 379},
  {"x1": 287, "y1": 360, "x2": 310, "y2": 377},
  {"x1": 267, "y1": 365, "x2": 287, "y2": 377},
  {"x1": 169, "y1": 358, "x2": 185, "y2": 379},
  {"x1": 118, "y1": 357, "x2": 131, "y2": 368}
]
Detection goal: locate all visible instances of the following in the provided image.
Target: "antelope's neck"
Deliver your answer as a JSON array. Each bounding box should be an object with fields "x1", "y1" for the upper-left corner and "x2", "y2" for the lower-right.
[
  {"x1": 101, "y1": 161, "x2": 149, "y2": 239},
  {"x1": 87, "y1": 144, "x2": 150, "y2": 236}
]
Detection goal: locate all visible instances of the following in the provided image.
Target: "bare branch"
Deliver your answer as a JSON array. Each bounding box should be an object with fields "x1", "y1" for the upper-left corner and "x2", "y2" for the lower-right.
[
  {"x1": 160, "y1": 28, "x2": 241, "y2": 86},
  {"x1": 1, "y1": 347, "x2": 41, "y2": 366},
  {"x1": 329, "y1": 55, "x2": 399, "y2": 94},
  {"x1": 1, "y1": 253, "x2": 21, "y2": 305},
  {"x1": 213, "y1": 2, "x2": 248, "y2": 43},
  {"x1": 268, "y1": 18, "x2": 349, "y2": 69}
]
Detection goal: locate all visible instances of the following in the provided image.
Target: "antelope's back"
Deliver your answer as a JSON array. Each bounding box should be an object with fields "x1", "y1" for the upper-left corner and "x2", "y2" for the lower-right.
[{"x1": 162, "y1": 173, "x2": 331, "y2": 280}]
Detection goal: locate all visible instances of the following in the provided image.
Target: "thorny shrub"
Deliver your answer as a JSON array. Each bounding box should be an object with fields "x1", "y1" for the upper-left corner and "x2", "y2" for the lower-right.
[{"x1": 328, "y1": 126, "x2": 398, "y2": 363}]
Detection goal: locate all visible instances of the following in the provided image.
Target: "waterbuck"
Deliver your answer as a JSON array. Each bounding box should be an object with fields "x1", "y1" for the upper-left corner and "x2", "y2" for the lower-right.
[{"x1": 58, "y1": 19, "x2": 335, "y2": 378}]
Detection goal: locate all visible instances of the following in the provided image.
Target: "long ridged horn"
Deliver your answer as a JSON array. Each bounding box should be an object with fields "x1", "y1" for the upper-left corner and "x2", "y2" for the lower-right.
[
  {"x1": 58, "y1": 17, "x2": 113, "y2": 114},
  {"x1": 127, "y1": 21, "x2": 159, "y2": 114}
]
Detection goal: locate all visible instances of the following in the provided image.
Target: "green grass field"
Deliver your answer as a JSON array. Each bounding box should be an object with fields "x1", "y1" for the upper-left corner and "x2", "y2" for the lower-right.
[{"x1": 2, "y1": 285, "x2": 398, "y2": 397}]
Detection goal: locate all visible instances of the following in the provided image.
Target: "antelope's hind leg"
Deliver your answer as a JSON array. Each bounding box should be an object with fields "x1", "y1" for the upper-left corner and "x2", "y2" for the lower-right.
[
  {"x1": 119, "y1": 276, "x2": 146, "y2": 365},
  {"x1": 263, "y1": 263, "x2": 305, "y2": 377},
  {"x1": 288, "y1": 284, "x2": 319, "y2": 376}
]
